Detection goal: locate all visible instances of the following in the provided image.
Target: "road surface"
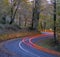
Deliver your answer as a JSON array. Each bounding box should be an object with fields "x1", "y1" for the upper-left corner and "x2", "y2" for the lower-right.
[{"x1": 0, "y1": 32, "x2": 59, "y2": 57}]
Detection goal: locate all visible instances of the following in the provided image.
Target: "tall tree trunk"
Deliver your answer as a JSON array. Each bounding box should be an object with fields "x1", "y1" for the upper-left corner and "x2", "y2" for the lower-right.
[
  {"x1": 31, "y1": 0, "x2": 40, "y2": 30},
  {"x1": 31, "y1": 8, "x2": 34, "y2": 29},
  {"x1": 53, "y1": 0, "x2": 57, "y2": 44}
]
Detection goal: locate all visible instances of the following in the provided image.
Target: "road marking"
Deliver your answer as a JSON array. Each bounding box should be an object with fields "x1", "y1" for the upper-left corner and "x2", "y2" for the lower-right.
[{"x1": 19, "y1": 41, "x2": 40, "y2": 57}]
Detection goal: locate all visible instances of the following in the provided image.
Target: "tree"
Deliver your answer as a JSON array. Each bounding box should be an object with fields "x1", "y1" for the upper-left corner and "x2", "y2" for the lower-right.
[
  {"x1": 0, "y1": 0, "x2": 9, "y2": 18},
  {"x1": 31, "y1": 0, "x2": 40, "y2": 30},
  {"x1": 9, "y1": 0, "x2": 21, "y2": 24}
]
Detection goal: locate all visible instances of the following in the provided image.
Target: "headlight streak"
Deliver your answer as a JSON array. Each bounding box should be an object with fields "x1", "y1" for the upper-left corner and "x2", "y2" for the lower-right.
[
  {"x1": 19, "y1": 32, "x2": 60, "y2": 56},
  {"x1": 19, "y1": 41, "x2": 40, "y2": 57}
]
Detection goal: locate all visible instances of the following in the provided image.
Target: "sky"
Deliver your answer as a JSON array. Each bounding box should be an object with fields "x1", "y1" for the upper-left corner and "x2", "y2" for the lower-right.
[
  {"x1": 29, "y1": 0, "x2": 51, "y2": 3},
  {"x1": 29, "y1": 0, "x2": 33, "y2": 2},
  {"x1": 28, "y1": 0, "x2": 52, "y2": 5},
  {"x1": 29, "y1": 0, "x2": 51, "y2": 2},
  {"x1": 47, "y1": 0, "x2": 51, "y2": 1},
  {"x1": 47, "y1": 0, "x2": 51, "y2": 4},
  {"x1": 9, "y1": 0, "x2": 51, "y2": 4}
]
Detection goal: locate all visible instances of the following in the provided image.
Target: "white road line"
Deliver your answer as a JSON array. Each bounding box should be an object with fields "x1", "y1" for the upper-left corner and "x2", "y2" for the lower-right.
[{"x1": 19, "y1": 41, "x2": 40, "y2": 57}]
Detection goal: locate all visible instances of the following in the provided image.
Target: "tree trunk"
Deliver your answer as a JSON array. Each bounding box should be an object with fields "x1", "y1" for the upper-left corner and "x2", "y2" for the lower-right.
[
  {"x1": 9, "y1": 1, "x2": 20, "y2": 24},
  {"x1": 31, "y1": 0, "x2": 40, "y2": 30}
]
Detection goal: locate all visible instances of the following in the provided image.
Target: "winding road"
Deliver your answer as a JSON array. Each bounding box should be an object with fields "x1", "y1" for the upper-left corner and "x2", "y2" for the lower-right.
[{"x1": 0, "y1": 32, "x2": 60, "y2": 57}]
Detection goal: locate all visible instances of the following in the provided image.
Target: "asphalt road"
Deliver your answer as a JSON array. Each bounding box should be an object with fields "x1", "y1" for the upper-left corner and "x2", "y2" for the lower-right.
[{"x1": 0, "y1": 32, "x2": 59, "y2": 57}]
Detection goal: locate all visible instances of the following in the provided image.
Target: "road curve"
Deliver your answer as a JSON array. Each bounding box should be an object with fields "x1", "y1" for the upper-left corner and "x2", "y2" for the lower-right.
[{"x1": 0, "y1": 32, "x2": 60, "y2": 57}]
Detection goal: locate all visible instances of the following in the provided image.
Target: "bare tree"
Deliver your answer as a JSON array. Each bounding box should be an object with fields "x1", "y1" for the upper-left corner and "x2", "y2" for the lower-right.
[{"x1": 9, "y1": 0, "x2": 20, "y2": 24}]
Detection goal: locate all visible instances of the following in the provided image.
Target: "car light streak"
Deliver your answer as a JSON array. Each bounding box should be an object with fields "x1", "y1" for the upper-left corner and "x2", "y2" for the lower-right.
[{"x1": 19, "y1": 41, "x2": 40, "y2": 57}]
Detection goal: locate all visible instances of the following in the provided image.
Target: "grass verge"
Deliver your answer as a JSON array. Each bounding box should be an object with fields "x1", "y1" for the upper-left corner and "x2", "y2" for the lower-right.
[
  {"x1": 0, "y1": 31, "x2": 39, "y2": 42},
  {"x1": 35, "y1": 35, "x2": 60, "y2": 52}
]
